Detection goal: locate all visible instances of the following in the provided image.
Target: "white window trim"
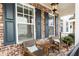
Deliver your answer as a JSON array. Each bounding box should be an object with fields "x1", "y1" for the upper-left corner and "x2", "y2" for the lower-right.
[{"x1": 15, "y1": 3, "x2": 36, "y2": 44}]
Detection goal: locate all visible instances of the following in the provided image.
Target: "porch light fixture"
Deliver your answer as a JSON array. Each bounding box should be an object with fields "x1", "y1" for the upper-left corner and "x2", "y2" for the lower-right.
[{"x1": 51, "y1": 3, "x2": 58, "y2": 14}]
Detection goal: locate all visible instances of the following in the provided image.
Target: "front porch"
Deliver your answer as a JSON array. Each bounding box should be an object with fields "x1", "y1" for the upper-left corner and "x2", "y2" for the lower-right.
[{"x1": 0, "y1": 3, "x2": 75, "y2": 56}]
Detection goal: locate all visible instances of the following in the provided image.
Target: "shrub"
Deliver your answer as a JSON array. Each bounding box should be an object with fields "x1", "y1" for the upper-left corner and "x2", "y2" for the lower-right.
[
  {"x1": 63, "y1": 36, "x2": 73, "y2": 46},
  {"x1": 68, "y1": 33, "x2": 75, "y2": 43},
  {"x1": 68, "y1": 33, "x2": 74, "y2": 39}
]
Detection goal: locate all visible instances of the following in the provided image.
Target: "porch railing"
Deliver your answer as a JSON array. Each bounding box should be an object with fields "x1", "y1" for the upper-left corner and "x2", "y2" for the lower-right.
[{"x1": 66, "y1": 43, "x2": 79, "y2": 56}]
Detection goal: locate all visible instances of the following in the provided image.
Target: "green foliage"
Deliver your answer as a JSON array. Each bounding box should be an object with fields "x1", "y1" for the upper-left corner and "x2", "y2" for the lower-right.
[
  {"x1": 61, "y1": 33, "x2": 75, "y2": 46},
  {"x1": 63, "y1": 36, "x2": 73, "y2": 46},
  {"x1": 68, "y1": 33, "x2": 75, "y2": 44},
  {"x1": 68, "y1": 33, "x2": 75, "y2": 39}
]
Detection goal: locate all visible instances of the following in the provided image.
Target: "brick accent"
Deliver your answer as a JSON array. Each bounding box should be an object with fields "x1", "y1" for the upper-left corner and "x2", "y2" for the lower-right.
[
  {"x1": 41, "y1": 11, "x2": 45, "y2": 38},
  {"x1": 31, "y1": 3, "x2": 51, "y2": 13},
  {"x1": 0, "y1": 3, "x2": 4, "y2": 47}
]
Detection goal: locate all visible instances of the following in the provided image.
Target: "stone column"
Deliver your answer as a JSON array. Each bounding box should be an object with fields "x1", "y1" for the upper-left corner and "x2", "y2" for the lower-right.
[
  {"x1": 41, "y1": 11, "x2": 45, "y2": 39},
  {"x1": 0, "y1": 3, "x2": 4, "y2": 47}
]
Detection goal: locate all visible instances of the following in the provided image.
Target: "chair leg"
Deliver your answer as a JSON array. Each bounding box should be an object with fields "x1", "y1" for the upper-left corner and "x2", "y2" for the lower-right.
[{"x1": 43, "y1": 47, "x2": 49, "y2": 56}]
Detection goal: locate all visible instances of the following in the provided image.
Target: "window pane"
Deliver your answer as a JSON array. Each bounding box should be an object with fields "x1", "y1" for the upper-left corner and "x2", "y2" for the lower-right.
[
  {"x1": 27, "y1": 16, "x2": 30, "y2": 23},
  {"x1": 49, "y1": 27, "x2": 54, "y2": 35},
  {"x1": 24, "y1": 5, "x2": 28, "y2": 9},
  {"x1": 29, "y1": 10, "x2": 33, "y2": 15},
  {"x1": 24, "y1": 15, "x2": 32, "y2": 23},
  {"x1": 30, "y1": 16, "x2": 34, "y2": 23},
  {"x1": 17, "y1": 13, "x2": 23, "y2": 17},
  {"x1": 17, "y1": 14, "x2": 27, "y2": 24},
  {"x1": 61, "y1": 27, "x2": 63, "y2": 32},
  {"x1": 66, "y1": 22, "x2": 68, "y2": 32},
  {"x1": 17, "y1": 6, "x2": 23, "y2": 13},
  {"x1": 24, "y1": 9, "x2": 28, "y2": 14},
  {"x1": 29, "y1": 8, "x2": 33, "y2": 16},
  {"x1": 49, "y1": 15, "x2": 54, "y2": 35},
  {"x1": 24, "y1": 15, "x2": 29, "y2": 23},
  {"x1": 18, "y1": 24, "x2": 34, "y2": 42}
]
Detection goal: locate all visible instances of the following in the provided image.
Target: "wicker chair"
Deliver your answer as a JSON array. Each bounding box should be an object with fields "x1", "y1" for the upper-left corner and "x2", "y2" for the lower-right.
[
  {"x1": 48, "y1": 37, "x2": 60, "y2": 53},
  {"x1": 22, "y1": 40, "x2": 44, "y2": 56}
]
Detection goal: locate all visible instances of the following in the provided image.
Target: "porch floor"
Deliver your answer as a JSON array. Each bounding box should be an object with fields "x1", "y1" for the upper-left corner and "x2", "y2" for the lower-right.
[{"x1": 48, "y1": 45, "x2": 74, "y2": 56}]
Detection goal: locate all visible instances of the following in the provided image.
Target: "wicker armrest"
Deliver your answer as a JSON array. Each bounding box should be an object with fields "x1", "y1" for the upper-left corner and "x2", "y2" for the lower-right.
[{"x1": 22, "y1": 43, "x2": 36, "y2": 56}]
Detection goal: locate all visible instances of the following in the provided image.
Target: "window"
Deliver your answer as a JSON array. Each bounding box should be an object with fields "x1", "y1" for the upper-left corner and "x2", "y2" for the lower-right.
[
  {"x1": 55, "y1": 16, "x2": 58, "y2": 36},
  {"x1": 61, "y1": 27, "x2": 63, "y2": 32},
  {"x1": 70, "y1": 25, "x2": 72, "y2": 28},
  {"x1": 60, "y1": 19, "x2": 63, "y2": 32},
  {"x1": 66, "y1": 22, "x2": 69, "y2": 32},
  {"x1": 61, "y1": 15, "x2": 73, "y2": 33},
  {"x1": 16, "y1": 4, "x2": 35, "y2": 43},
  {"x1": 49, "y1": 15, "x2": 54, "y2": 36}
]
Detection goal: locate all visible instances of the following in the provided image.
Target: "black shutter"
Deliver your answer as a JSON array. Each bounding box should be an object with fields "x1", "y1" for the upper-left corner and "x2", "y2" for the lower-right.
[
  {"x1": 35, "y1": 8, "x2": 41, "y2": 39},
  {"x1": 44, "y1": 12, "x2": 49, "y2": 38},
  {"x1": 3, "y1": 3, "x2": 16, "y2": 45}
]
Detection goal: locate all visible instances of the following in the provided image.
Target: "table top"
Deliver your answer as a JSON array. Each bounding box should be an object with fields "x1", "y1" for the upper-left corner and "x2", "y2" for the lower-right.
[
  {"x1": 35, "y1": 39, "x2": 50, "y2": 48},
  {"x1": 36, "y1": 39, "x2": 49, "y2": 44}
]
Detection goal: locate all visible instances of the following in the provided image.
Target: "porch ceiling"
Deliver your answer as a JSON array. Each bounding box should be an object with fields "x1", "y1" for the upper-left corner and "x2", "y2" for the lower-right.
[{"x1": 41, "y1": 3, "x2": 75, "y2": 16}]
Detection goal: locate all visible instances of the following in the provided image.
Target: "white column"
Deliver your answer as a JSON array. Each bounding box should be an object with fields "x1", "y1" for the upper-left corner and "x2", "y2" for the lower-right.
[
  {"x1": 63, "y1": 19, "x2": 66, "y2": 33},
  {"x1": 75, "y1": 4, "x2": 79, "y2": 45}
]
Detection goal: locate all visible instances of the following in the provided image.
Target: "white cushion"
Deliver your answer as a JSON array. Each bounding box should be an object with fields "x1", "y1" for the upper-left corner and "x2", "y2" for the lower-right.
[
  {"x1": 27, "y1": 45, "x2": 38, "y2": 53},
  {"x1": 54, "y1": 39, "x2": 60, "y2": 43}
]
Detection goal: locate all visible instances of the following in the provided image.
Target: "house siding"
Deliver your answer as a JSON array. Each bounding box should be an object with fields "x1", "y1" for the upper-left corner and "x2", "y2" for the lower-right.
[
  {"x1": 0, "y1": 4, "x2": 24, "y2": 56},
  {"x1": 0, "y1": 3, "x2": 60, "y2": 55},
  {"x1": 41, "y1": 11, "x2": 45, "y2": 38}
]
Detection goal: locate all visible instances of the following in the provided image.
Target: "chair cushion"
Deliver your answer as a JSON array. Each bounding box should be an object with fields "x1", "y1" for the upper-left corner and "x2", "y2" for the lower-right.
[
  {"x1": 27, "y1": 45, "x2": 38, "y2": 53},
  {"x1": 54, "y1": 39, "x2": 60, "y2": 43}
]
